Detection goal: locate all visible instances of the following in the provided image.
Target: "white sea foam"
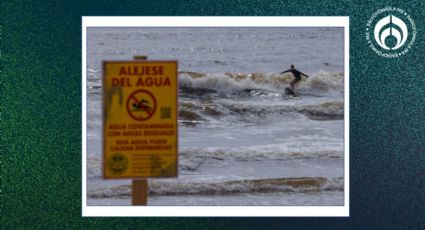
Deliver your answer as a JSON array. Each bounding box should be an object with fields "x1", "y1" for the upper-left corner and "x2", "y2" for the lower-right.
[
  {"x1": 178, "y1": 99, "x2": 344, "y2": 126},
  {"x1": 179, "y1": 71, "x2": 344, "y2": 94},
  {"x1": 87, "y1": 148, "x2": 342, "y2": 179},
  {"x1": 87, "y1": 176, "x2": 344, "y2": 198}
]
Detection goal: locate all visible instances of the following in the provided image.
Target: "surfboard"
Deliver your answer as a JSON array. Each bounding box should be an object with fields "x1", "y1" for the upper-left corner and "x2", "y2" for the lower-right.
[
  {"x1": 284, "y1": 87, "x2": 301, "y2": 98},
  {"x1": 284, "y1": 87, "x2": 295, "y2": 95}
]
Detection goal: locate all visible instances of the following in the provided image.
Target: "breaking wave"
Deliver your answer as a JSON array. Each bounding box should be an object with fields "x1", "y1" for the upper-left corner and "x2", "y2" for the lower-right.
[
  {"x1": 178, "y1": 148, "x2": 343, "y2": 172},
  {"x1": 180, "y1": 148, "x2": 342, "y2": 161},
  {"x1": 87, "y1": 148, "x2": 342, "y2": 179},
  {"x1": 223, "y1": 100, "x2": 344, "y2": 120},
  {"x1": 178, "y1": 100, "x2": 344, "y2": 126},
  {"x1": 179, "y1": 71, "x2": 344, "y2": 95},
  {"x1": 87, "y1": 177, "x2": 344, "y2": 197}
]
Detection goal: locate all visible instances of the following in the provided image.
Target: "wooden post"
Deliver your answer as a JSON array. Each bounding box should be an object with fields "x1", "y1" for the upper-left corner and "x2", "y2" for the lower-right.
[
  {"x1": 132, "y1": 55, "x2": 148, "y2": 206},
  {"x1": 132, "y1": 179, "x2": 148, "y2": 205}
]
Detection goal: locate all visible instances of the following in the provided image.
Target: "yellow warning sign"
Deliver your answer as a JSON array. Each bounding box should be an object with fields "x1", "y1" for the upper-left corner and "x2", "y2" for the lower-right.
[{"x1": 103, "y1": 61, "x2": 178, "y2": 179}]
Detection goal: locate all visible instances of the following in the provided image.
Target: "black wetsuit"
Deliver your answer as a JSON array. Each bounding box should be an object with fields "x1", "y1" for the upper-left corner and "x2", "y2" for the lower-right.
[{"x1": 281, "y1": 69, "x2": 306, "y2": 82}]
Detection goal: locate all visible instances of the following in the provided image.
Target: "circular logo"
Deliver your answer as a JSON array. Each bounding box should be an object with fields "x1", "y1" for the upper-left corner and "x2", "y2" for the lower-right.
[
  {"x1": 126, "y1": 89, "x2": 157, "y2": 121},
  {"x1": 366, "y1": 7, "x2": 416, "y2": 58},
  {"x1": 107, "y1": 153, "x2": 128, "y2": 175}
]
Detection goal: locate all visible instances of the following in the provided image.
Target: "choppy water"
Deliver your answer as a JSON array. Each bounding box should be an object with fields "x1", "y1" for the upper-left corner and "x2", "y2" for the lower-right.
[{"x1": 86, "y1": 27, "x2": 345, "y2": 206}]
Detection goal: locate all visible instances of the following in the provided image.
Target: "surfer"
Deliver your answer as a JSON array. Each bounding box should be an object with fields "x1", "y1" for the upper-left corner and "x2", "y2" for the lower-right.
[{"x1": 280, "y1": 64, "x2": 310, "y2": 93}]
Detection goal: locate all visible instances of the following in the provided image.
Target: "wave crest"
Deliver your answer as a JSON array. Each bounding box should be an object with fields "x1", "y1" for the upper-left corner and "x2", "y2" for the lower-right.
[
  {"x1": 87, "y1": 177, "x2": 344, "y2": 198},
  {"x1": 87, "y1": 149, "x2": 342, "y2": 179},
  {"x1": 179, "y1": 71, "x2": 344, "y2": 94},
  {"x1": 178, "y1": 100, "x2": 344, "y2": 126}
]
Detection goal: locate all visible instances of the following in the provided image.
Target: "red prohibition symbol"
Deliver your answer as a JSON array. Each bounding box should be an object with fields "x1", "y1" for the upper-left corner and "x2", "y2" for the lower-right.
[{"x1": 126, "y1": 89, "x2": 157, "y2": 121}]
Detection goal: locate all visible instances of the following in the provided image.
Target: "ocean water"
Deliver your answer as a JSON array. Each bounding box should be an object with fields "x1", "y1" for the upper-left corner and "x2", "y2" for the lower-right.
[{"x1": 86, "y1": 27, "x2": 345, "y2": 206}]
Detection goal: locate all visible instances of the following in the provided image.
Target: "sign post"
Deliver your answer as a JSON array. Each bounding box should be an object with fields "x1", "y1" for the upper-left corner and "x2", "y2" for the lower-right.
[
  {"x1": 132, "y1": 55, "x2": 147, "y2": 206},
  {"x1": 132, "y1": 55, "x2": 148, "y2": 206},
  {"x1": 103, "y1": 56, "x2": 178, "y2": 205}
]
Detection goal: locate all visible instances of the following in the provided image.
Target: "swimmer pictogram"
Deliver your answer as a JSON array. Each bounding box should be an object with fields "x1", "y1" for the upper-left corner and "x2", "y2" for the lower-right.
[{"x1": 126, "y1": 89, "x2": 157, "y2": 121}]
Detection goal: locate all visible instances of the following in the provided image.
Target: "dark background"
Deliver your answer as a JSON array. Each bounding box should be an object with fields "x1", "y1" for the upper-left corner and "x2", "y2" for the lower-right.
[{"x1": 2, "y1": 0, "x2": 424, "y2": 228}]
